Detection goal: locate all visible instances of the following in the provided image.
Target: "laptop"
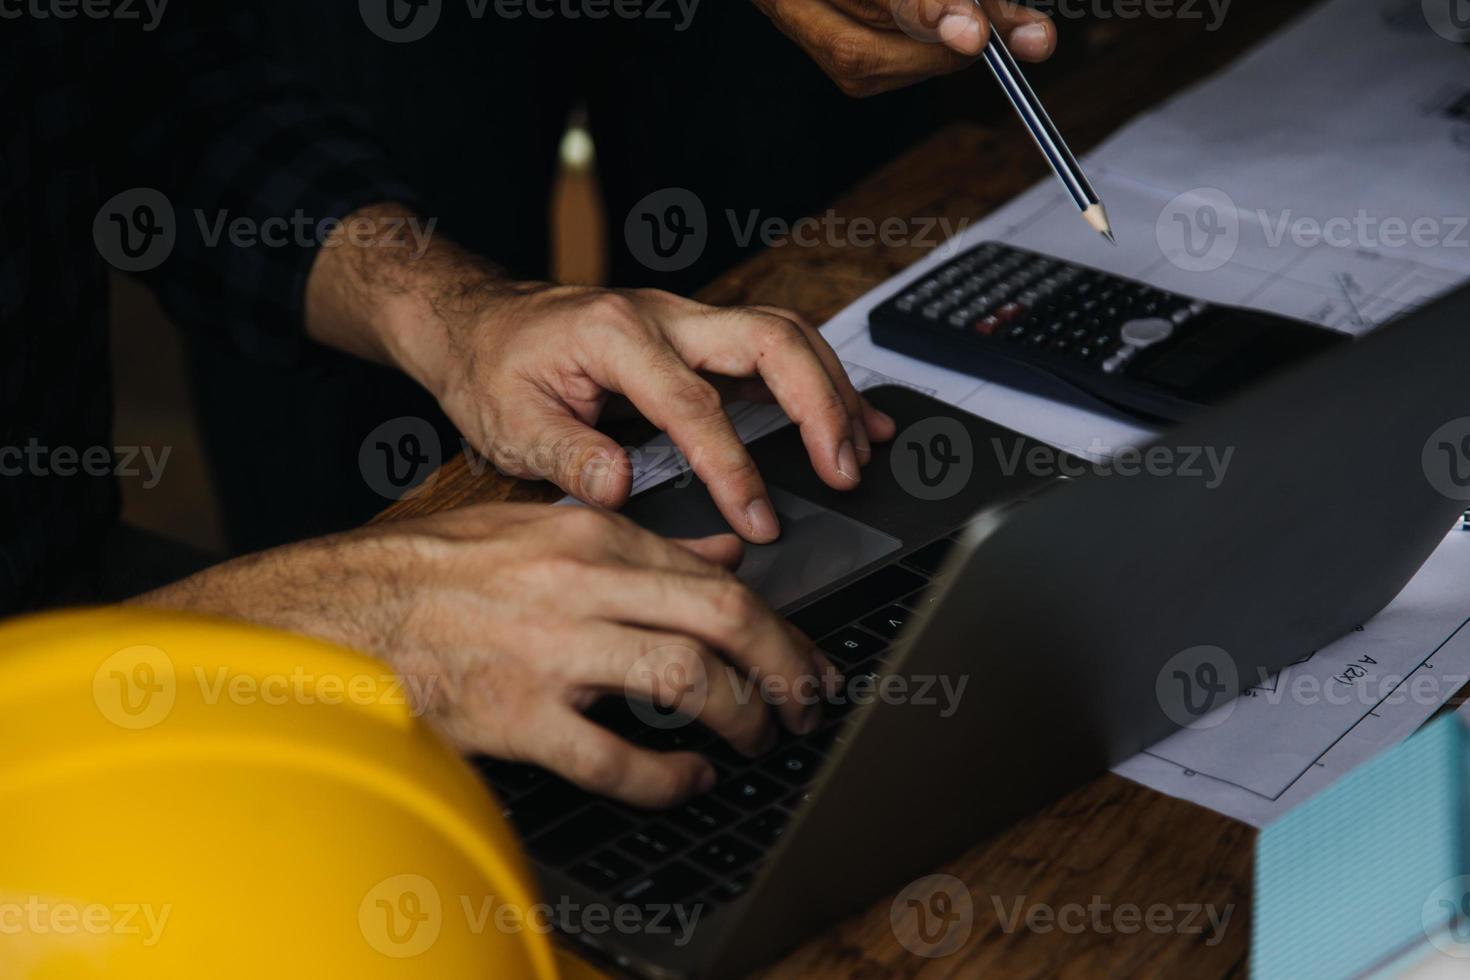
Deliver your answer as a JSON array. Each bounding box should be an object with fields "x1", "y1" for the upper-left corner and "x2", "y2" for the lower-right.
[{"x1": 472, "y1": 281, "x2": 1470, "y2": 978}]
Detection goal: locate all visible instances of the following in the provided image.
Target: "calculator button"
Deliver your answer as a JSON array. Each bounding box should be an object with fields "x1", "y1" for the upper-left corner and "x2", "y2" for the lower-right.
[
  {"x1": 1119, "y1": 318, "x2": 1174, "y2": 348},
  {"x1": 975, "y1": 315, "x2": 1002, "y2": 336}
]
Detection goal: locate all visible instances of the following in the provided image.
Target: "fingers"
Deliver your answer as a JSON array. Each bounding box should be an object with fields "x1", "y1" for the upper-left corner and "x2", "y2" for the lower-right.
[
  {"x1": 510, "y1": 410, "x2": 634, "y2": 510},
  {"x1": 580, "y1": 565, "x2": 826, "y2": 736},
  {"x1": 783, "y1": 0, "x2": 979, "y2": 96},
  {"x1": 979, "y1": 0, "x2": 1055, "y2": 61},
  {"x1": 860, "y1": 396, "x2": 898, "y2": 445},
  {"x1": 544, "y1": 507, "x2": 738, "y2": 580},
  {"x1": 887, "y1": 0, "x2": 989, "y2": 53},
  {"x1": 529, "y1": 704, "x2": 718, "y2": 808},
  {"x1": 596, "y1": 331, "x2": 781, "y2": 543},
  {"x1": 665, "y1": 306, "x2": 860, "y2": 491},
  {"x1": 607, "y1": 633, "x2": 779, "y2": 757},
  {"x1": 750, "y1": 304, "x2": 875, "y2": 464},
  {"x1": 672, "y1": 533, "x2": 746, "y2": 570}
]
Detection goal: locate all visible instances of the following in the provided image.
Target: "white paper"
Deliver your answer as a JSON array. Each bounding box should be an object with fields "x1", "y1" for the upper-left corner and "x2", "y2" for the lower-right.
[{"x1": 618, "y1": 0, "x2": 1470, "y2": 825}]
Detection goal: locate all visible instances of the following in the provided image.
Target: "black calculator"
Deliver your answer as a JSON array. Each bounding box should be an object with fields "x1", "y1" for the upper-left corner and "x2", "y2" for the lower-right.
[{"x1": 869, "y1": 241, "x2": 1348, "y2": 423}]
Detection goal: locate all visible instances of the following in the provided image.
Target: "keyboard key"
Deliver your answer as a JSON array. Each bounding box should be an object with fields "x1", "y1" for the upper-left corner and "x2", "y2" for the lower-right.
[
  {"x1": 737, "y1": 809, "x2": 789, "y2": 847},
  {"x1": 526, "y1": 804, "x2": 633, "y2": 866},
  {"x1": 761, "y1": 746, "x2": 821, "y2": 785},
  {"x1": 827, "y1": 666, "x2": 883, "y2": 719},
  {"x1": 706, "y1": 873, "x2": 753, "y2": 904},
  {"x1": 690, "y1": 835, "x2": 761, "y2": 874},
  {"x1": 501, "y1": 780, "x2": 590, "y2": 834},
  {"x1": 803, "y1": 722, "x2": 843, "y2": 752},
  {"x1": 633, "y1": 724, "x2": 714, "y2": 753},
  {"x1": 714, "y1": 773, "x2": 786, "y2": 811},
  {"x1": 472, "y1": 757, "x2": 547, "y2": 796},
  {"x1": 861, "y1": 605, "x2": 913, "y2": 640},
  {"x1": 902, "y1": 538, "x2": 954, "y2": 575},
  {"x1": 618, "y1": 862, "x2": 712, "y2": 904},
  {"x1": 667, "y1": 798, "x2": 737, "y2": 837},
  {"x1": 902, "y1": 588, "x2": 943, "y2": 614},
  {"x1": 699, "y1": 738, "x2": 753, "y2": 771},
  {"x1": 783, "y1": 788, "x2": 815, "y2": 811},
  {"x1": 818, "y1": 627, "x2": 886, "y2": 667},
  {"x1": 788, "y1": 565, "x2": 926, "y2": 640},
  {"x1": 619, "y1": 823, "x2": 691, "y2": 864},
  {"x1": 572, "y1": 850, "x2": 639, "y2": 890}
]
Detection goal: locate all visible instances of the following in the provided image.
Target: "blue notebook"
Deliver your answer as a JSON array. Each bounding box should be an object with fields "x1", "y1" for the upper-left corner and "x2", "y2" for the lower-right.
[{"x1": 1253, "y1": 714, "x2": 1470, "y2": 978}]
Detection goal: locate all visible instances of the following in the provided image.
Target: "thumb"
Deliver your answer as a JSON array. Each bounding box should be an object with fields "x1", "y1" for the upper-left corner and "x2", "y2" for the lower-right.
[
  {"x1": 516, "y1": 414, "x2": 632, "y2": 509},
  {"x1": 673, "y1": 533, "x2": 746, "y2": 570}
]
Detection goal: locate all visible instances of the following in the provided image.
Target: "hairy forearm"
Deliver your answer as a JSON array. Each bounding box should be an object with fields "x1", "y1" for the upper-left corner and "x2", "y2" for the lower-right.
[
  {"x1": 302, "y1": 202, "x2": 514, "y2": 400},
  {"x1": 126, "y1": 531, "x2": 407, "y2": 657}
]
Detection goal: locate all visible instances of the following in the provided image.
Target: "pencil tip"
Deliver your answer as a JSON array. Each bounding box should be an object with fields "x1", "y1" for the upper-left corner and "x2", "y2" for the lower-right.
[
  {"x1": 1081, "y1": 202, "x2": 1113, "y2": 242},
  {"x1": 1103, "y1": 229, "x2": 1117, "y2": 245}
]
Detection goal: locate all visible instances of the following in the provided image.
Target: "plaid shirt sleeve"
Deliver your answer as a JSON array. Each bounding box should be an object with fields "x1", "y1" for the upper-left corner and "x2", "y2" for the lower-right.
[{"x1": 101, "y1": 9, "x2": 417, "y2": 364}]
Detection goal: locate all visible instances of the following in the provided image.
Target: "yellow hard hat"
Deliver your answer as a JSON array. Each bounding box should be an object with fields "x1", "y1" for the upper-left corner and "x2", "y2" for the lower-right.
[{"x1": 0, "y1": 607, "x2": 599, "y2": 979}]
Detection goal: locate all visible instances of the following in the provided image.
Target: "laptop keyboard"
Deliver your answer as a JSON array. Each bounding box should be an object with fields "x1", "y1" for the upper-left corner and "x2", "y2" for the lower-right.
[{"x1": 472, "y1": 532, "x2": 961, "y2": 916}]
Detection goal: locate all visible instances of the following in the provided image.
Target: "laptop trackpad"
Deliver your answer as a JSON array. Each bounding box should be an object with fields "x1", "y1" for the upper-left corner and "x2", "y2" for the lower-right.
[{"x1": 622, "y1": 486, "x2": 901, "y2": 612}]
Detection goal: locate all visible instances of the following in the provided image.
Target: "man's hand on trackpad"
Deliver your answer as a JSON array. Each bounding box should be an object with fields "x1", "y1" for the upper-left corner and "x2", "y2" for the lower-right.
[{"x1": 303, "y1": 209, "x2": 896, "y2": 544}]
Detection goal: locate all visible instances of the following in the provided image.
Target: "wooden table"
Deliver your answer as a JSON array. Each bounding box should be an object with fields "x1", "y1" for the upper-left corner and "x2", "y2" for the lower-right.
[{"x1": 381, "y1": 4, "x2": 1323, "y2": 975}]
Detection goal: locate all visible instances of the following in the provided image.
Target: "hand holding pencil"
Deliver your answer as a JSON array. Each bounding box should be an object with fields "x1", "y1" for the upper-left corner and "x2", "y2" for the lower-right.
[{"x1": 752, "y1": 1, "x2": 1057, "y2": 97}]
